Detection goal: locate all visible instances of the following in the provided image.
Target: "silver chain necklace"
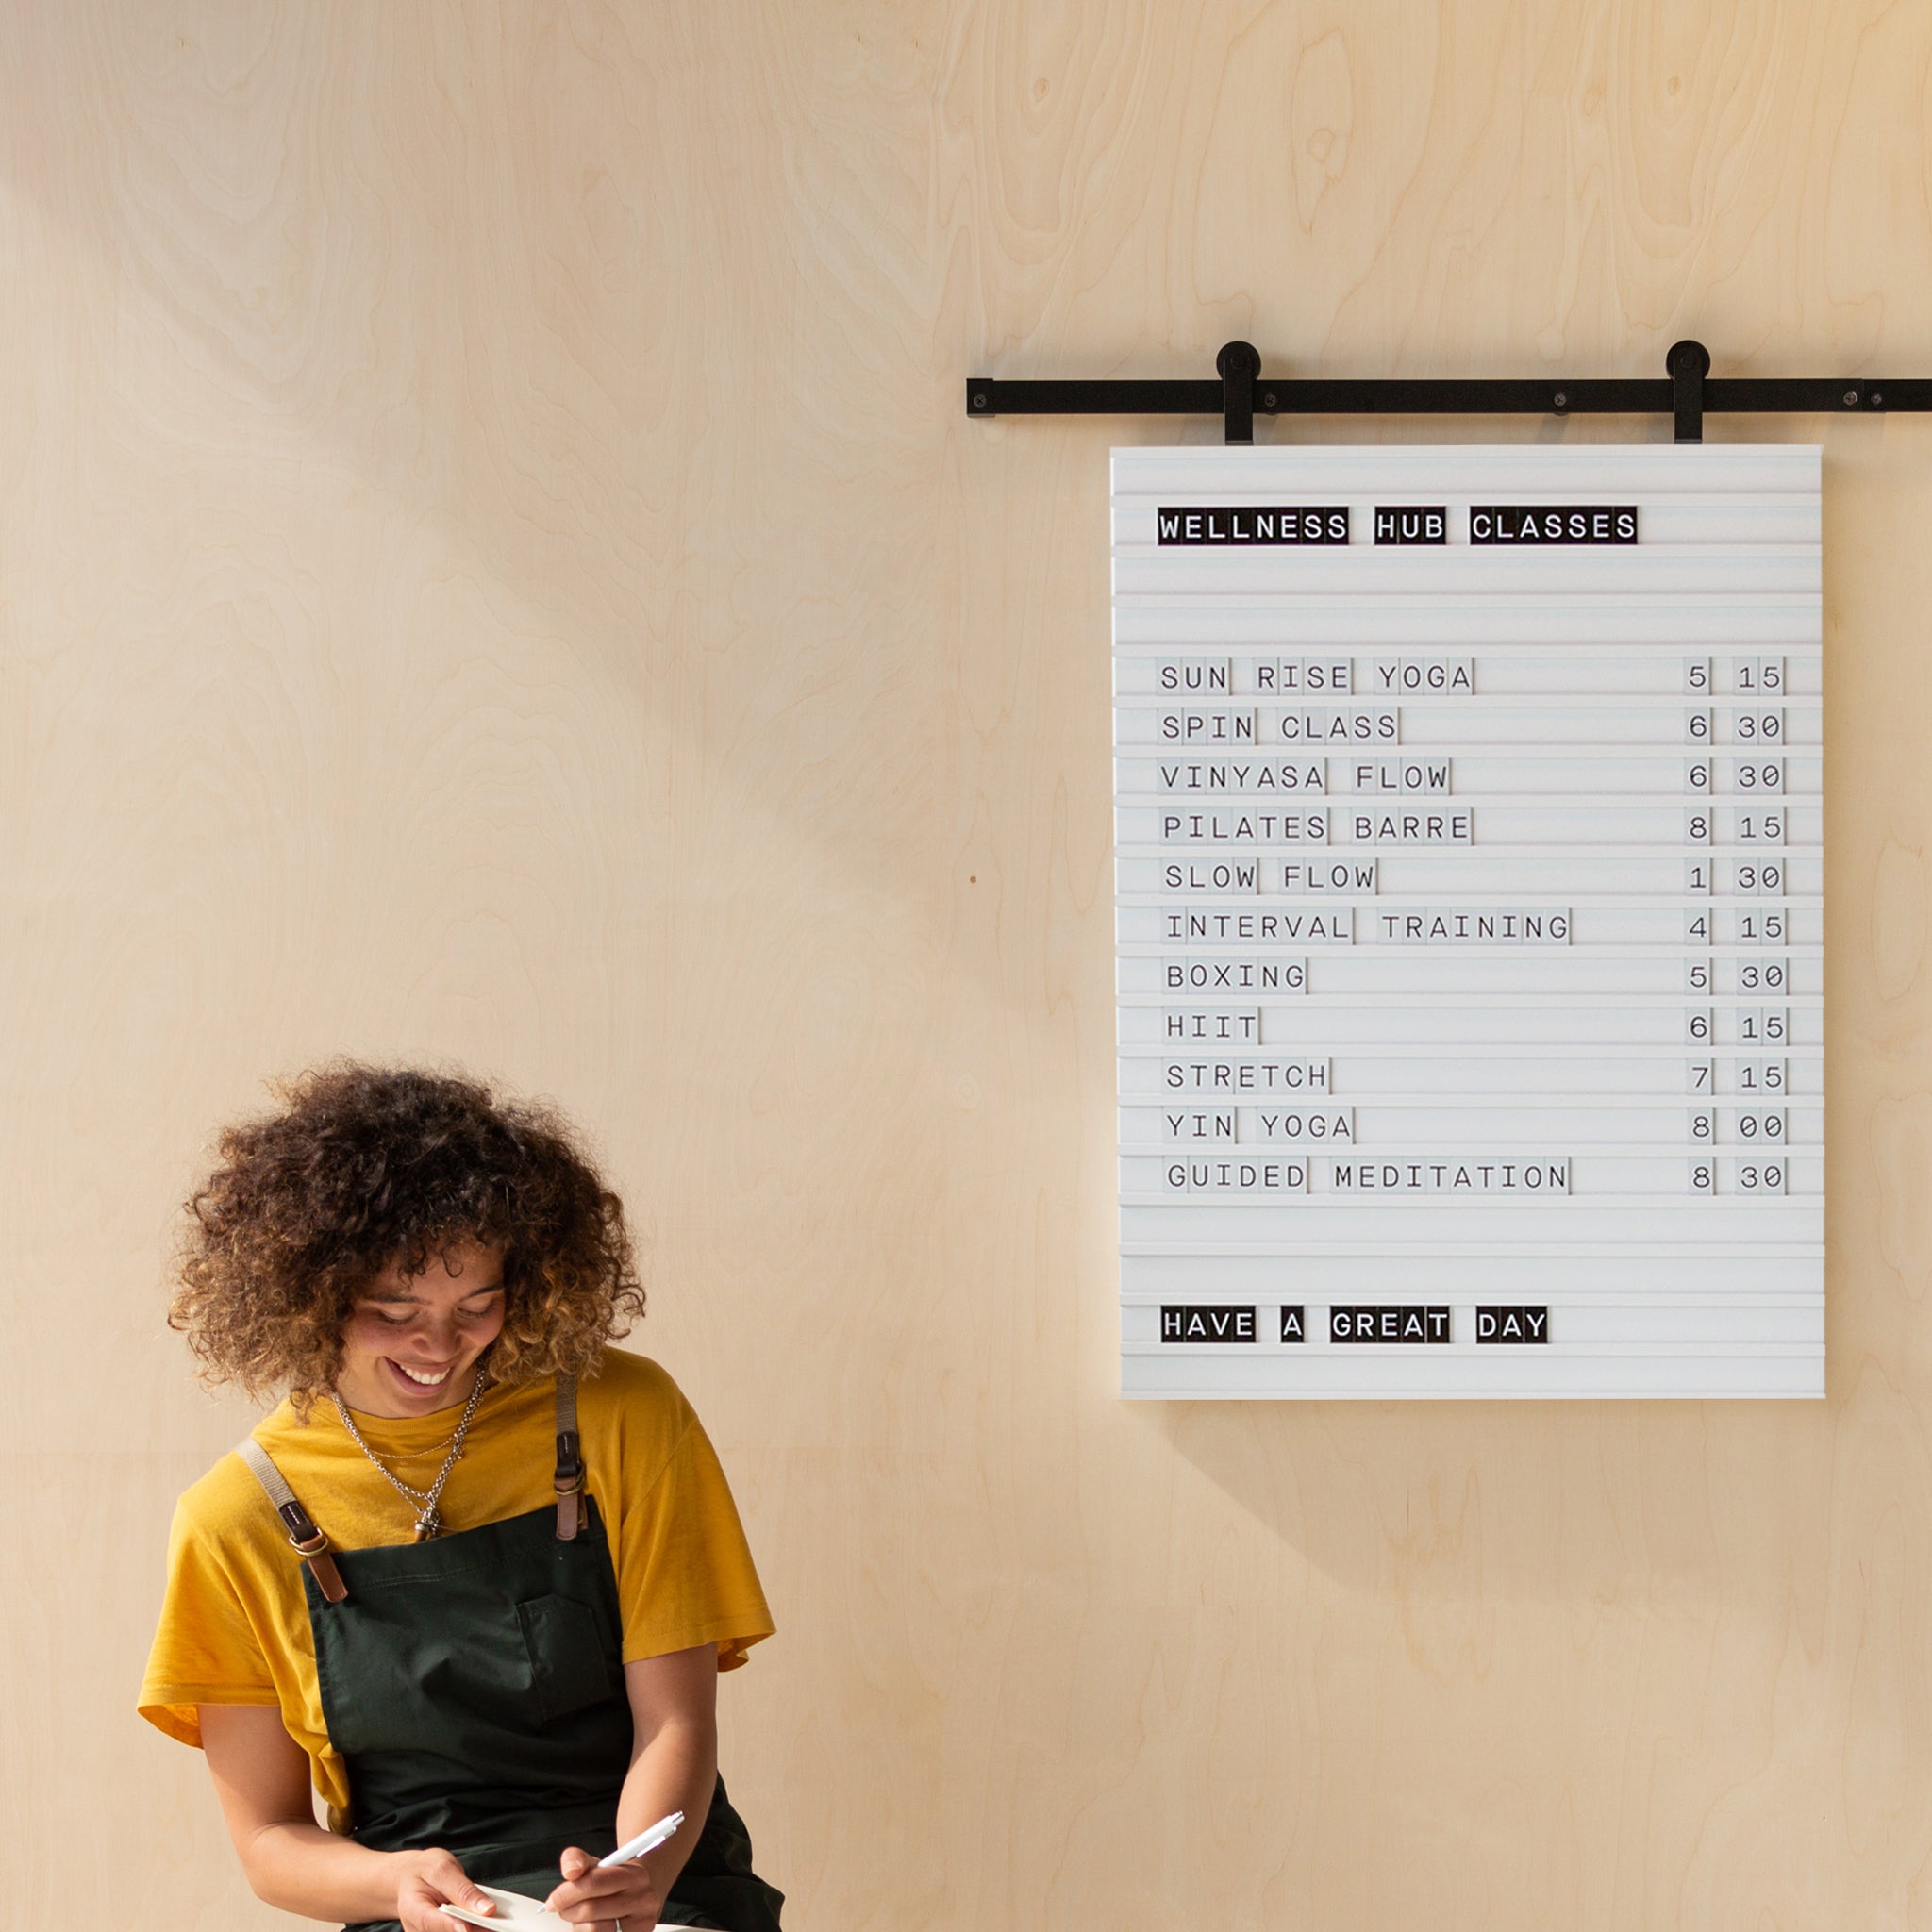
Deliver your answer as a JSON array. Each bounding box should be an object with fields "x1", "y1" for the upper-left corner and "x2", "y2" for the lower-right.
[{"x1": 331, "y1": 1372, "x2": 488, "y2": 1541}]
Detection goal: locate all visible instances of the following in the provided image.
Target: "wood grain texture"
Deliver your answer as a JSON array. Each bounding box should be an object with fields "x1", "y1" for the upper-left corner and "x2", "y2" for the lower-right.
[{"x1": 4, "y1": 2, "x2": 1931, "y2": 1924}]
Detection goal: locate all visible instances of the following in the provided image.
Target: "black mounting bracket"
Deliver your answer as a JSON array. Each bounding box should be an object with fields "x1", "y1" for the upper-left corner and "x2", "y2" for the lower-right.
[
  {"x1": 1668, "y1": 339, "x2": 1709, "y2": 444},
  {"x1": 1218, "y1": 340, "x2": 1259, "y2": 445},
  {"x1": 964, "y1": 341, "x2": 1925, "y2": 443}
]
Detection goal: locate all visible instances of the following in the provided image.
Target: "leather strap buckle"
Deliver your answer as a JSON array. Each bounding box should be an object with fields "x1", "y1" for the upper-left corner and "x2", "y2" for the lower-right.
[
  {"x1": 237, "y1": 1436, "x2": 350, "y2": 1604},
  {"x1": 283, "y1": 1524, "x2": 347, "y2": 1604},
  {"x1": 554, "y1": 1427, "x2": 585, "y2": 1541}
]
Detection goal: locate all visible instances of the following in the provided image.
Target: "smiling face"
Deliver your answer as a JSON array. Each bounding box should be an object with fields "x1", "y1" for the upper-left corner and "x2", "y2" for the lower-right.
[{"x1": 334, "y1": 1236, "x2": 508, "y2": 1418}]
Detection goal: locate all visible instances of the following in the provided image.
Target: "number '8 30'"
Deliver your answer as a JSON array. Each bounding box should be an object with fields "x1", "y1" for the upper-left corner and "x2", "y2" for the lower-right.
[{"x1": 1691, "y1": 1160, "x2": 1788, "y2": 1192}]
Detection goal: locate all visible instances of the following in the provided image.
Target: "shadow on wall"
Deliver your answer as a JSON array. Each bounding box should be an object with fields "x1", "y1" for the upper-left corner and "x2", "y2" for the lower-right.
[{"x1": 1154, "y1": 1390, "x2": 1840, "y2": 1615}]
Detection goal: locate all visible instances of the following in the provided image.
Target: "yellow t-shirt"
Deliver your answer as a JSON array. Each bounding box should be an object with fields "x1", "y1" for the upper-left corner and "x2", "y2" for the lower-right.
[{"x1": 139, "y1": 1350, "x2": 772, "y2": 1824}]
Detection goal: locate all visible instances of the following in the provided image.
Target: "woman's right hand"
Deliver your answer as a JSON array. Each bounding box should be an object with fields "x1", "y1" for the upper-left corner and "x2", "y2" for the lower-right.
[{"x1": 394, "y1": 1847, "x2": 497, "y2": 1931}]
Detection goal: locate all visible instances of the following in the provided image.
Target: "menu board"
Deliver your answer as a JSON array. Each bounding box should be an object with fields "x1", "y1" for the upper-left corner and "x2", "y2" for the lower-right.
[{"x1": 1114, "y1": 445, "x2": 1823, "y2": 1398}]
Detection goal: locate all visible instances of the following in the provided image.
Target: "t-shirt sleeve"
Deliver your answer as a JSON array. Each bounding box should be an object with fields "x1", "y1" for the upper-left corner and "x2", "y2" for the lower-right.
[
  {"x1": 138, "y1": 1486, "x2": 281, "y2": 1748},
  {"x1": 611, "y1": 1395, "x2": 774, "y2": 1671}
]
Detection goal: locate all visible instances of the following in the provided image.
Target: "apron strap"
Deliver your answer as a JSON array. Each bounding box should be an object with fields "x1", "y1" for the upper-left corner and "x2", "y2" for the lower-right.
[
  {"x1": 554, "y1": 1373, "x2": 585, "y2": 1541},
  {"x1": 236, "y1": 1437, "x2": 350, "y2": 1604}
]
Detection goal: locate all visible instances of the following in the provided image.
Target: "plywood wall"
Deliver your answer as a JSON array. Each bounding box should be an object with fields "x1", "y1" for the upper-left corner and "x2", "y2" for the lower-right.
[{"x1": 5, "y1": 3, "x2": 1931, "y2": 1926}]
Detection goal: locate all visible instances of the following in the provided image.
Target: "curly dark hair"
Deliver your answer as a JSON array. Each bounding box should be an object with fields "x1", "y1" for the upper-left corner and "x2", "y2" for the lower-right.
[{"x1": 170, "y1": 1063, "x2": 644, "y2": 1410}]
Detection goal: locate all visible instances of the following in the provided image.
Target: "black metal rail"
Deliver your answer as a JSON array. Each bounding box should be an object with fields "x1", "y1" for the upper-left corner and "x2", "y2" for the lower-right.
[{"x1": 964, "y1": 341, "x2": 1932, "y2": 445}]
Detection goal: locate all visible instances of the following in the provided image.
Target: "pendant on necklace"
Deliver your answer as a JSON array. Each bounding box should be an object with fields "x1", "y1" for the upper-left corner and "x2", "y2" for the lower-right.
[{"x1": 412, "y1": 1512, "x2": 441, "y2": 1542}]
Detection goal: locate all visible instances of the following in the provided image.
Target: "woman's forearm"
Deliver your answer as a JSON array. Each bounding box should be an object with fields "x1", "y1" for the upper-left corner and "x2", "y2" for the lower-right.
[
  {"x1": 200, "y1": 1706, "x2": 444, "y2": 1925},
  {"x1": 229, "y1": 1818, "x2": 409, "y2": 1923},
  {"x1": 615, "y1": 1713, "x2": 720, "y2": 1898}
]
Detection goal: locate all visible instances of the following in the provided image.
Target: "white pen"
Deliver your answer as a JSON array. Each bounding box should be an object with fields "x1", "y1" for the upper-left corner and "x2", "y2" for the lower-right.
[{"x1": 598, "y1": 1810, "x2": 685, "y2": 1870}]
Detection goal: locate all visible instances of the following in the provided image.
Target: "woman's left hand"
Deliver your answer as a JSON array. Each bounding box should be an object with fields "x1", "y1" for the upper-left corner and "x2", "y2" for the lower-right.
[{"x1": 544, "y1": 1846, "x2": 665, "y2": 1930}]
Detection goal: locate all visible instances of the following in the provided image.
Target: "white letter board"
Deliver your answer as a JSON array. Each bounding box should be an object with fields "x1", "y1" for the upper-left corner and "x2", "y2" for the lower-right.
[{"x1": 1113, "y1": 445, "x2": 1822, "y2": 1399}]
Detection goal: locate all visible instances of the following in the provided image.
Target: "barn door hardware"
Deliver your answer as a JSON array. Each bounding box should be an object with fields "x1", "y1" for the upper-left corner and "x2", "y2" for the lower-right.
[{"x1": 965, "y1": 340, "x2": 1925, "y2": 444}]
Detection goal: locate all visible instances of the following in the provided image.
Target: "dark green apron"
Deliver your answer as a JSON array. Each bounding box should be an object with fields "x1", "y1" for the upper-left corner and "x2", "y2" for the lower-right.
[{"x1": 241, "y1": 1381, "x2": 784, "y2": 1932}]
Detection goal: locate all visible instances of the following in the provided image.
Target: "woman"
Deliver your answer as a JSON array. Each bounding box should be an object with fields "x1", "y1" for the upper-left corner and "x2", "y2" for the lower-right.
[{"x1": 141, "y1": 1064, "x2": 784, "y2": 1932}]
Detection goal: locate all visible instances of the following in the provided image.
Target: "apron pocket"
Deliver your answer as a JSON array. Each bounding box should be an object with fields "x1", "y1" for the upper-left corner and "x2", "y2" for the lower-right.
[{"x1": 516, "y1": 1593, "x2": 621, "y2": 1725}]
